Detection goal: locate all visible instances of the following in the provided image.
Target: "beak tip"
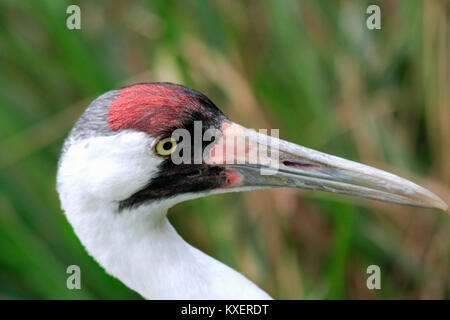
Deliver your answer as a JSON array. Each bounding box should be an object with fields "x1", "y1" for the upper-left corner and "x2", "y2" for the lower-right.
[
  {"x1": 438, "y1": 201, "x2": 448, "y2": 212},
  {"x1": 428, "y1": 196, "x2": 448, "y2": 211}
]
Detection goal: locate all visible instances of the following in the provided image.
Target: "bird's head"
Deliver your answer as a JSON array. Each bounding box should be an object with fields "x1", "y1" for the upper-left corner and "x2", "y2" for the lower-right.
[{"x1": 57, "y1": 82, "x2": 447, "y2": 216}]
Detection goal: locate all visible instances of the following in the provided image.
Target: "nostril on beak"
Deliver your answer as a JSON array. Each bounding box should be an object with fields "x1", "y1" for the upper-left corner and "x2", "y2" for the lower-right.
[{"x1": 282, "y1": 160, "x2": 322, "y2": 171}]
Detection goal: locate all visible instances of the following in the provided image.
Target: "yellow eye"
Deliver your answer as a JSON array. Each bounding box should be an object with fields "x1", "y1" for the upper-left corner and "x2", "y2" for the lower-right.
[{"x1": 155, "y1": 137, "x2": 177, "y2": 156}]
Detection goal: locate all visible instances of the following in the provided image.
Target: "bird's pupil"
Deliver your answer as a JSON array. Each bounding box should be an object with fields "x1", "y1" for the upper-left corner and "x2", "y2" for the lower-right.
[{"x1": 163, "y1": 141, "x2": 173, "y2": 150}]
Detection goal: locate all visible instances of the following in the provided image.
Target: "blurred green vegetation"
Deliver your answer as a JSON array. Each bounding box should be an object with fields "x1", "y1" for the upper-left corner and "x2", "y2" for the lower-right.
[{"x1": 0, "y1": 0, "x2": 449, "y2": 299}]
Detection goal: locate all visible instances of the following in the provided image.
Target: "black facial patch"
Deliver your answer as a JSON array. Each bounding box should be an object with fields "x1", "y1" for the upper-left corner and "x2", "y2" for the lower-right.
[{"x1": 118, "y1": 164, "x2": 228, "y2": 211}]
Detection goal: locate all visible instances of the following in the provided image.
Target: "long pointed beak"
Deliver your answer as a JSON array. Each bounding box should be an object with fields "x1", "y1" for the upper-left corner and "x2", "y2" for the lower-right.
[{"x1": 207, "y1": 123, "x2": 447, "y2": 211}]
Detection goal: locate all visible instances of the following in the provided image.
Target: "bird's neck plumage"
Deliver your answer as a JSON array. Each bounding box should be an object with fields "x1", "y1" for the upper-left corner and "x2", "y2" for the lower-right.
[
  {"x1": 57, "y1": 130, "x2": 270, "y2": 299},
  {"x1": 63, "y1": 199, "x2": 271, "y2": 299}
]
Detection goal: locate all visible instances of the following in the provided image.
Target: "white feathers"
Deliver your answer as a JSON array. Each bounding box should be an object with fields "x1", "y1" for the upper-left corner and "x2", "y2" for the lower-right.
[
  {"x1": 57, "y1": 131, "x2": 271, "y2": 299},
  {"x1": 58, "y1": 130, "x2": 160, "y2": 204}
]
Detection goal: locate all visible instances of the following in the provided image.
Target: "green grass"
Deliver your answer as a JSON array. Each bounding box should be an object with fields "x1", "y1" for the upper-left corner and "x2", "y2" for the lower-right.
[{"x1": 0, "y1": 0, "x2": 448, "y2": 299}]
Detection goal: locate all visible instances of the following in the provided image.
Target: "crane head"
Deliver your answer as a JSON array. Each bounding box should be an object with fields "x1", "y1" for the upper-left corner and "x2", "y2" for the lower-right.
[{"x1": 57, "y1": 82, "x2": 447, "y2": 214}]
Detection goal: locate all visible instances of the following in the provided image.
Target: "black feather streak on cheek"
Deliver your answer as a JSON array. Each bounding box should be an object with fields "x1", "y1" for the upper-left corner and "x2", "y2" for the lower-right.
[{"x1": 118, "y1": 164, "x2": 228, "y2": 211}]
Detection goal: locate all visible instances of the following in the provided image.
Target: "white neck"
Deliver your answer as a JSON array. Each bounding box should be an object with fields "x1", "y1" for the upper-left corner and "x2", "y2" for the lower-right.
[
  {"x1": 64, "y1": 200, "x2": 271, "y2": 299},
  {"x1": 57, "y1": 132, "x2": 271, "y2": 299}
]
